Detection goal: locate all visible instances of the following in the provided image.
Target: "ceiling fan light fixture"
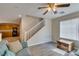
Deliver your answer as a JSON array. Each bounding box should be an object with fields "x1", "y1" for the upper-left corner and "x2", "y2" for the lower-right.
[
  {"x1": 53, "y1": 8, "x2": 56, "y2": 11},
  {"x1": 48, "y1": 7, "x2": 51, "y2": 11},
  {"x1": 53, "y1": 10, "x2": 57, "y2": 14},
  {"x1": 18, "y1": 14, "x2": 22, "y2": 19},
  {"x1": 52, "y1": 7, "x2": 57, "y2": 14},
  {"x1": 38, "y1": 3, "x2": 70, "y2": 15}
]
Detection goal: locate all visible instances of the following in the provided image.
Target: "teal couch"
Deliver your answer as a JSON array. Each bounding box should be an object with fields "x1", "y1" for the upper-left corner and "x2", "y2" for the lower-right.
[
  {"x1": 0, "y1": 40, "x2": 31, "y2": 56},
  {"x1": 0, "y1": 40, "x2": 15, "y2": 56}
]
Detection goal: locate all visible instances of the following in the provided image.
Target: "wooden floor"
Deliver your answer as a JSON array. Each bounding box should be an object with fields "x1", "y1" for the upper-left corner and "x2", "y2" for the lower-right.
[{"x1": 28, "y1": 42, "x2": 62, "y2": 56}]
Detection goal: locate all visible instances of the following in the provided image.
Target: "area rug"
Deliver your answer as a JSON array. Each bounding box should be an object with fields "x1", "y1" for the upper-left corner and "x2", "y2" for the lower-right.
[
  {"x1": 29, "y1": 47, "x2": 63, "y2": 56},
  {"x1": 52, "y1": 48, "x2": 67, "y2": 55}
]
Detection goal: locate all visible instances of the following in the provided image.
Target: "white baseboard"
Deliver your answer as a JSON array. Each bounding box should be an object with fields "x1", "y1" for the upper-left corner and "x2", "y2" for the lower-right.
[{"x1": 27, "y1": 40, "x2": 52, "y2": 47}]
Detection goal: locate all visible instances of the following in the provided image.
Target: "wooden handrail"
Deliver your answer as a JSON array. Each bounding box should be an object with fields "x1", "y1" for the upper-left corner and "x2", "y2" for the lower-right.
[{"x1": 24, "y1": 20, "x2": 45, "y2": 41}]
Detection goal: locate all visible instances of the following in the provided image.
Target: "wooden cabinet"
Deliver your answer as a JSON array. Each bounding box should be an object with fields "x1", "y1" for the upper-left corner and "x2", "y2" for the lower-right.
[
  {"x1": 0, "y1": 23, "x2": 20, "y2": 38},
  {"x1": 57, "y1": 39, "x2": 74, "y2": 52}
]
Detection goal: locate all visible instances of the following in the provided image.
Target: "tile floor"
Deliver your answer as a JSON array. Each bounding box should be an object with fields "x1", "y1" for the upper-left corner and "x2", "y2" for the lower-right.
[
  {"x1": 28, "y1": 42, "x2": 62, "y2": 56},
  {"x1": 28, "y1": 42, "x2": 76, "y2": 56}
]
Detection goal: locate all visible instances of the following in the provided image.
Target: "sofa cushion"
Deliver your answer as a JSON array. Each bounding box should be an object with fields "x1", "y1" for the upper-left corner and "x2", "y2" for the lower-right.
[
  {"x1": 5, "y1": 49, "x2": 15, "y2": 56},
  {"x1": 0, "y1": 40, "x2": 8, "y2": 56},
  {"x1": 21, "y1": 41, "x2": 28, "y2": 48},
  {"x1": 16, "y1": 48, "x2": 31, "y2": 56},
  {"x1": 8, "y1": 40, "x2": 23, "y2": 53},
  {"x1": 75, "y1": 49, "x2": 79, "y2": 56}
]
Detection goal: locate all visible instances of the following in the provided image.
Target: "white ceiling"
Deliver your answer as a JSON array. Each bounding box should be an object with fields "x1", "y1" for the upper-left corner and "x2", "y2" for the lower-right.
[{"x1": 0, "y1": 3, "x2": 79, "y2": 19}]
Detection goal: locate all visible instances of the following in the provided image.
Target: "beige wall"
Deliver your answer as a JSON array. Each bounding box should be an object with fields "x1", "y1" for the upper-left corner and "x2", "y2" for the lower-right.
[
  {"x1": 51, "y1": 19, "x2": 60, "y2": 42},
  {"x1": 0, "y1": 18, "x2": 20, "y2": 24}
]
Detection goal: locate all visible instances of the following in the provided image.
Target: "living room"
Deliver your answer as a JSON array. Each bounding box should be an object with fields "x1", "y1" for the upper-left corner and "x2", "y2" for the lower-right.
[{"x1": 0, "y1": 3, "x2": 79, "y2": 56}]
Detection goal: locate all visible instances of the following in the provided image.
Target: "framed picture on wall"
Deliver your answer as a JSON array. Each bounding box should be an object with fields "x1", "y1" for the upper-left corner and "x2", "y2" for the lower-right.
[{"x1": 12, "y1": 27, "x2": 18, "y2": 37}]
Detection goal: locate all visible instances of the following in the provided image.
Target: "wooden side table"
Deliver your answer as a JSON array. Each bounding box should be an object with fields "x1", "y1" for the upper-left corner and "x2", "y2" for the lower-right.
[{"x1": 57, "y1": 39, "x2": 74, "y2": 52}]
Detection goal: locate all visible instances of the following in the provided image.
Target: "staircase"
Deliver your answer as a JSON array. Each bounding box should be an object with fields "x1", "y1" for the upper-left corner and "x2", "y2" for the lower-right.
[{"x1": 24, "y1": 19, "x2": 45, "y2": 41}]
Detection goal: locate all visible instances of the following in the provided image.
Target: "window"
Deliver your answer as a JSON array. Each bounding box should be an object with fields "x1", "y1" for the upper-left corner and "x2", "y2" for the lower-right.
[{"x1": 60, "y1": 18, "x2": 79, "y2": 41}]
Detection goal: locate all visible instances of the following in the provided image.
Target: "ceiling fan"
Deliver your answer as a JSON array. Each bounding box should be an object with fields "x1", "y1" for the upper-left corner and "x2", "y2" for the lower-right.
[{"x1": 38, "y1": 3, "x2": 70, "y2": 15}]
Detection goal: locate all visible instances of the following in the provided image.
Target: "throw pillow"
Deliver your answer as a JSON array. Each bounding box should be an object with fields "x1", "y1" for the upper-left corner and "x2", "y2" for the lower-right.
[
  {"x1": 8, "y1": 40, "x2": 23, "y2": 53},
  {"x1": 5, "y1": 50, "x2": 15, "y2": 56},
  {"x1": 0, "y1": 40, "x2": 8, "y2": 56}
]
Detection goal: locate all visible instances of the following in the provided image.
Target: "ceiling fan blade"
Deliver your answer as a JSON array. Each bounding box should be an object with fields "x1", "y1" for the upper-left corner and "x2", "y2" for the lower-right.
[
  {"x1": 56, "y1": 4, "x2": 70, "y2": 7},
  {"x1": 43, "y1": 10, "x2": 48, "y2": 15},
  {"x1": 38, "y1": 7, "x2": 47, "y2": 9},
  {"x1": 53, "y1": 11, "x2": 57, "y2": 14},
  {"x1": 51, "y1": 9, "x2": 57, "y2": 14}
]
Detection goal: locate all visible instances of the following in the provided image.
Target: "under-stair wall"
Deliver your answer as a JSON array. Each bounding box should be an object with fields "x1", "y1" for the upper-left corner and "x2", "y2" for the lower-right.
[
  {"x1": 24, "y1": 19, "x2": 45, "y2": 41},
  {"x1": 20, "y1": 15, "x2": 44, "y2": 41},
  {"x1": 20, "y1": 16, "x2": 52, "y2": 46},
  {"x1": 27, "y1": 19, "x2": 52, "y2": 46}
]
